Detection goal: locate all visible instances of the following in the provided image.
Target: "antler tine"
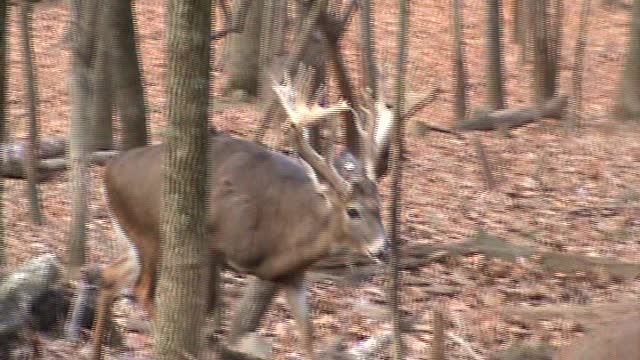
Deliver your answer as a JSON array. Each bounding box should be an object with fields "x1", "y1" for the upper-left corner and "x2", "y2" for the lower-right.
[
  {"x1": 359, "y1": 73, "x2": 393, "y2": 181},
  {"x1": 357, "y1": 94, "x2": 378, "y2": 180},
  {"x1": 272, "y1": 69, "x2": 352, "y2": 199}
]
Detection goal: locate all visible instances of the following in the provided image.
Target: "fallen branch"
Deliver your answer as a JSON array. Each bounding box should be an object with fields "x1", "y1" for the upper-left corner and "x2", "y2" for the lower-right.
[
  {"x1": 311, "y1": 230, "x2": 640, "y2": 281},
  {"x1": 1, "y1": 150, "x2": 117, "y2": 180},
  {"x1": 448, "y1": 332, "x2": 483, "y2": 360},
  {"x1": 455, "y1": 95, "x2": 567, "y2": 131}
]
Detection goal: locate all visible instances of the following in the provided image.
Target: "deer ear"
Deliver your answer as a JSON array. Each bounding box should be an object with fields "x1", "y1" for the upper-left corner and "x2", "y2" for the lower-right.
[{"x1": 333, "y1": 152, "x2": 365, "y2": 184}]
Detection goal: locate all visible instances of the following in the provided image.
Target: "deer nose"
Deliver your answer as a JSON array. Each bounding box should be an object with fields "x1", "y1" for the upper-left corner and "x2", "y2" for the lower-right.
[{"x1": 367, "y1": 236, "x2": 389, "y2": 264}]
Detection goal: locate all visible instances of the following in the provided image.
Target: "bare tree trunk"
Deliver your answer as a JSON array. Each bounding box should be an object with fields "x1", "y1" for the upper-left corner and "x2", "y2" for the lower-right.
[
  {"x1": 513, "y1": 0, "x2": 531, "y2": 64},
  {"x1": 532, "y1": 0, "x2": 561, "y2": 105},
  {"x1": 614, "y1": 0, "x2": 640, "y2": 119},
  {"x1": 452, "y1": 0, "x2": 469, "y2": 121},
  {"x1": 432, "y1": 309, "x2": 446, "y2": 360},
  {"x1": 19, "y1": 1, "x2": 44, "y2": 225},
  {"x1": 389, "y1": 0, "x2": 410, "y2": 358},
  {"x1": 486, "y1": 0, "x2": 507, "y2": 110},
  {"x1": 92, "y1": 6, "x2": 113, "y2": 151},
  {"x1": 155, "y1": 0, "x2": 212, "y2": 357},
  {"x1": 297, "y1": 1, "x2": 327, "y2": 153},
  {"x1": 224, "y1": 0, "x2": 262, "y2": 97},
  {"x1": 360, "y1": 0, "x2": 379, "y2": 99},
  {"x1": 67, "y1": 0, "x2": 98, "y2": 278},
  {"x1": 569, "y1": 0, "x2": 592, "y2": 126},
  {"x1": 106, "y1": 0, "x2": 148, "y2": 150},
  {"x1": 0, "y1": 0, "x2": 7, "y2": 268},
  {"x1": 257, "y1": 0, "x2": 285, "y2": 102}
]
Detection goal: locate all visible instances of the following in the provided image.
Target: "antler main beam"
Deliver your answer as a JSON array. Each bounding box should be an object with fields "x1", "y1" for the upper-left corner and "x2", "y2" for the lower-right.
[{"x1": 272, "y1": 69, "x2": 352, "y2": 199}]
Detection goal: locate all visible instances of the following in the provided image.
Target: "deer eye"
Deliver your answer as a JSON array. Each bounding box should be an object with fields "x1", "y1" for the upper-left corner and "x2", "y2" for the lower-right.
[{"x1": 346, "y1": 207, "x2": 361, "y2": 219}]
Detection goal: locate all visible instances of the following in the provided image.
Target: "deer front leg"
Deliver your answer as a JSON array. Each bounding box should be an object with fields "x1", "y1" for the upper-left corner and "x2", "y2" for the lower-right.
[
  {"x1": 227, "y1": 277, "x2": 279, "y2": 346},
  {"x1": 204, "y1": 260, "x2": 222, "y2": 337},
  {"x1": 282, "y1": 276, "x2": 314, "y2": 360}
]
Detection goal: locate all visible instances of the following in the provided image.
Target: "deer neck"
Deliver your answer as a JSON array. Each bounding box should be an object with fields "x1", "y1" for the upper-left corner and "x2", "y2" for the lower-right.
[{"x1": 253, "y1": 200, "x2": 345, "y2": 281}]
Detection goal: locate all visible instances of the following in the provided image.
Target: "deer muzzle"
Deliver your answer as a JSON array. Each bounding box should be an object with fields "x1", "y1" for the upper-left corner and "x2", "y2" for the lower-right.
[{"x1": 366, "y1": 236, "x2": 389, "y2": 264}]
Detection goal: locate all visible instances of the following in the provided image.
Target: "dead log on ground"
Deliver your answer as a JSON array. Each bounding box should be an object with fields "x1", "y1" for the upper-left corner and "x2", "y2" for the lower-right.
[
  {"x1": 555, "y1": 315, "x2": 640, "y2": 360},
  {"x1": 501, "y1": 302, "x2": 640, "y2": 331},
  {"x1": 455, "y1": 95, "x2": 567, "y2": 131},
  {"x1": 1, "y1": 149, "x2": 117, "y2": 180},
  {"x1": 498, "y1": 303, "x2": 640, "y2": 360}
]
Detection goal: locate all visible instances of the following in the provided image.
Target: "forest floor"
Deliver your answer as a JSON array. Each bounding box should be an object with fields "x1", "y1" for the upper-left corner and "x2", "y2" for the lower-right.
[{"x1": 2, "y1": 0, "x2": 640, "y2": 359}]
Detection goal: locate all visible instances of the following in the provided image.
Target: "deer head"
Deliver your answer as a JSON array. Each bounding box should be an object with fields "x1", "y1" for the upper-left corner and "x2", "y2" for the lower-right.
[{"x1": 272, "y1": 67, "x2": 390, "y2": 262}]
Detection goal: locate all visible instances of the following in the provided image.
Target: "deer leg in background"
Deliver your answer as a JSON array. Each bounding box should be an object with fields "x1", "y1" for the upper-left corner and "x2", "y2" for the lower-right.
[
  {"x1": 282, "y1": 276, "x2": 314, "y2": 359},
  {"x1": 204, "y1": 260, "x2": 222, "y2": 336},
  {"x1": 227, "y1": 277, "x2": 279, "y2": 346}
]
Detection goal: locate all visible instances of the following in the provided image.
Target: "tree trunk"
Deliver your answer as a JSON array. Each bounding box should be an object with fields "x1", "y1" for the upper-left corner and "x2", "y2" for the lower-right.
[
  {"x1": 19, "y1": 1, "x2": 44, "y2": 225},
  {"x1": 360, "y1": 0, "x2": 379, "y2": 99},
  {"x1": 532, "y1": 0, "x2": 561, "y2": 105},
  {"x1": 224, "y1": 0, "x2": 262, "y2": 97},
  {"x1": 513, "y1": 0, "x2": 532, "y2": 64},
  {"x1": 106, "y1": 0, "x2": 148, "y2": 150},
  {"x1": 297, "y1": 1, "x2": 327, "y2": 154},
  {"x1": 452, "y1": 0, "x2": 469, "y2": 121},
  {"x1": 257, "y1": 0, "x2": 286, "y2": 102},
  {"x1": 0, "y1": 0, "x2": 7, "y2": 268},
  {"x1": 486, "y1": 0, "x2": 507, "y2": 110},
  {"x1": 92, "y1": 5, "x2": 114, "y2": 151},
  {"x1": 389, "y1": 0, "x2": 410, "y2": 358},
  {"x1": 569, "y1": 0, "x2": 592, "y2": 126},
  {"x1": 614, "y1": 0, "x2": 640, "y2": 119},
  {"x1": 155, "y1": 0, "x2": 212, "y2": 357},
  {"x1": 67, "y1": 0, "x2": 98, "y2": 278}
]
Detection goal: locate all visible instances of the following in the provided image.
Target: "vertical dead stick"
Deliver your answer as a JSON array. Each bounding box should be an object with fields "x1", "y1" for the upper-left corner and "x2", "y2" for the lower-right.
[
  {"x1": 432, "y1": 308, "x2": 446, "y2": 360},
  {"x1": 474, "y1": 136, "x2": 495, "y2": 190}
]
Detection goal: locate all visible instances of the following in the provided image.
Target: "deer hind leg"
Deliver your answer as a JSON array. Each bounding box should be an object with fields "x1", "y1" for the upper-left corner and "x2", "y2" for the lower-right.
[
  {"x1": 133, "y1": 256, "x2": 157, "y2": 319},
  {"x1": 227, "y1": 277, "x2": 279, "y2": 346},
  {"x1": 282, "y1": 276, "x2": 314, "y2": 360},
  {"x1": 91, "y1": 253, "x2": 140, "y2": 360},
  {"x1": 92, "y1": 216, "x2": 141, "y2": 360}
]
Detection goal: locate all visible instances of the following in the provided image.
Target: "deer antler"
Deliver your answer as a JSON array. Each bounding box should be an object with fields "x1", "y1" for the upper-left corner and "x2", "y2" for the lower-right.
[
  {"x1": 358, "y1": 71, "x2": 394, "y2": 181},
  {"x1": 272, "y1": 68, "x2": 352, "y2": 199}
]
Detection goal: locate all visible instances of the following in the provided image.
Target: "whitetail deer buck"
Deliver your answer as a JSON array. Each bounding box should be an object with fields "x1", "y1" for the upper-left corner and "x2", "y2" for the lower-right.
[{"x1": 90, "y1": 69, "x2": 394, "y2": 360}]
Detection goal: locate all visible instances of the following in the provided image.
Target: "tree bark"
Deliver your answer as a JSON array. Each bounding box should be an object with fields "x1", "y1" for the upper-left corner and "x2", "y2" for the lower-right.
[
  {"x1": 155, "y1": 0, "x2": 212, "y2": 357},
  {"x1": 569, "y1": 0, "x2": 592, "y2": 126},
  {"x1": 360, "y1": 0, "x2": 379, "y2": 99},
  {"x1": 486, "y1": 0, "x2": 507, "y2": 110},
  {"x1": 532, "y1": 0, "x2": 561, "y2": 105},
  {"x1": 297, "y1": 1, "x2": 328, "y2": 154},
  {"x1": 67, "y1": 0, "x2": 98, "y2": 279},
  {"x1": 452, "y1": 0, "x2": 469, "y2": 121},
  {"x1": 389, "y1": 0, "x2": 410, "y2": 357},
  {"x1": 92, "y1": 4, "x2": 114, "y2": 151},
  {"x1": 614, "y1": 0, "x2": 640, "y2": 120},
  {"x1": 19, "y1": 1, "x2": 44, "y2": 225},
  {"x1": 0, "y1": 0, "x2": 8, "y2": 268},
  {"x1": 106, "y1": 0, "x2": 149, "y2": 150},
  {"x1": 224, "y1": 0, "x2": 262, "y2": 96}
]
